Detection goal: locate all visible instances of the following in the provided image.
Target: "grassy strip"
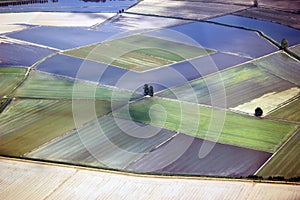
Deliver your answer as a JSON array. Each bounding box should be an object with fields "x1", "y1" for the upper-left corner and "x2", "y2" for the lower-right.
[
  {"x1": 112, "y1": 98, "x2": 298, "y2": 152},
  {"x1": 0, "y1": 67, "x2": 27, "y2": 97},
  {"x1": 14, "y1": 71, "x2": 140, "y2": 101},
  {"x1": 64, "y1": 34, "x2": 215, "y2": 72},
  {"x1": 0, "y1": 99, "x2": 113, "y2": 156},
  {"x1": 267, "y1": 98, "x2": 300, "y2": 123},
  {"x1": 257, "y1": 130, "x2": 300, "y2": 178}
]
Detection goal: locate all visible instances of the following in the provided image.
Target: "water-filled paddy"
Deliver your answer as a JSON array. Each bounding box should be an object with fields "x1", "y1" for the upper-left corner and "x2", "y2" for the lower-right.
[
  {"x1": 0, "y1": 39, "x2": 55, "y2": 66},
  {"x1": 210, "y1": 15, "x2": 300, "y2": 46},
  {"x1": 0, "y1": 0, "x2": 137, "y2": 13},
  {"x1": 37, "y1": 52, "x2": 248, "y2": 93},
  {"x1": 149, "y1": 22, "x2": 277, "y2": 58},
  {"x1": 8, "y1": 26, "x2": 116, "y2": 50}
]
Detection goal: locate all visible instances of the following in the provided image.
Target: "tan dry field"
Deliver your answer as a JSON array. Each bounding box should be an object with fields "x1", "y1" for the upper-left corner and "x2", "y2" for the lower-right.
[
  {"x1": 127, "y1": 0, "x2": 248, "y2": 20},
  {"x1": 231, "y1": 87, "x2": 300, "y2": 115},
  {"x1": 0, "y1": 12, "x2": 115, "y2": 28},
  {"x1": 1, "y1": 158, "x2": 299, "y2": 200}
]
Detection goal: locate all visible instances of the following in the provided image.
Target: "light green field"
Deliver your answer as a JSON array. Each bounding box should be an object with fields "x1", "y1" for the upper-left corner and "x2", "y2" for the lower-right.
[
  {"x1": 0, "y1": 99, "x2": 113, "y2": 156},
  {"x1": 64, "y1": 34, "x2": 215, "y2": 72},
  {"x1": 253, "y1": 52, "x2": 300, "y2": 86},
  {"x1": 0, "y1": 67, "x2": 27, "y2": 97},
  {"x1": 268, "y1": 98, "x2": 300, "y2": 123},
  {"x1": 257, "y1": 129, "x2": 300, "y2": 178},
  {"x1": 157, "y1": 63, "x2": 296, "y2": 108},
  {"x1": 112, "y1": 98, "x2": 298, "y2": 152},
  {"x1": 15, "y1": 71, "x2": 140, "y2": 101}
]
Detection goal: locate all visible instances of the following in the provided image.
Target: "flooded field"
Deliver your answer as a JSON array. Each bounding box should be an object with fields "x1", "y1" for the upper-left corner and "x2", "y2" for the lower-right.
[
  {"x1": 149, "y1": 22, "x2": 277, "y2": 58},
  {"x1": 0, "y1": 0, "x2": 137, "y2": 13},
  {"x1": 7, "y1": 26, "x2": 115, "y2": 50},
  {"x1": 210, "y1": 15, "x2": 300, "y2": 46},
  {"x1": 0, "y1": 38, "x2": 56, "y2": 66}
]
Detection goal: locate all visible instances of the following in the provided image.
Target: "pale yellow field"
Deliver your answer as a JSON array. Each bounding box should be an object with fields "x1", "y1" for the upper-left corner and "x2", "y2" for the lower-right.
[
  {"x1": 1, "y1": 158, "x2": 299, "y2": 200},
  {"x1": 231, "y1": 87, "x2": 300, "y2": 115}
]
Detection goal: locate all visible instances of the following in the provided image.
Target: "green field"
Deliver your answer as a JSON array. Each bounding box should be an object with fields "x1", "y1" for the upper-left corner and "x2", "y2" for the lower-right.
[
  {"x1": 64, "y1": 34, "x2": 215, "y2": 72},
  {"x1": 112, "y1": 98, "x2": 298, "y2": 152},
  {"x1": 0, "y1": 99, "x2": 113, "y2": 156},
  {"x1": 15, "y1": 71, "x2": 140, "y2": 101},
  {"x1": 0, "y1": 67, "x2": 27, "y2": 97},
  {"x1": 157, "y1": 63, "x2": 296, "y2": 108},
  {"x1": 257, "y1": 129, "x2": 300, "y2": 178},
  {"x1": 253, "y1": 52, "x2": 300, "y2": 86},
  {"x1": 268, "y1": 98, "x2": 300, "y2": 123}
]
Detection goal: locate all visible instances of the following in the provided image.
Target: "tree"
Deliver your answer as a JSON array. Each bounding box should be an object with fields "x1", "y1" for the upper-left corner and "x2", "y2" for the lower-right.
[
  {"x1": 149, "y1": 86, "x2": 154, "y2": 97},
  {"x1": 143, "y1": 84, "x2": 149, "y2": 96},
  {"x1": 253, "y1": 0, "x2": 258, "y2": 7},
  {"x1": 281, "y1": 38, "x2": 289, "y2": 50},
  {"x1": 254, "y1": 107, "x2": 263, "y2": 117}
]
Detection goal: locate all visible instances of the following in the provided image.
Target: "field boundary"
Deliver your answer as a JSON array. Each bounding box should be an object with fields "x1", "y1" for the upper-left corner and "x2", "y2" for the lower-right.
[
  {"x1": 254, "y1": 128, "x2": 300, "y2": 175},
  {"x1": 1, "y1": 156, "x2": 299, "y2": 185}
]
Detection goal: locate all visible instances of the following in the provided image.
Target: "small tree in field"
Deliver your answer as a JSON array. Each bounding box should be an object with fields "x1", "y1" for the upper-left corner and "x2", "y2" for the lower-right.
[
  {"x1": 253, "y1": 0, "x2": 258, "y2": 7},
  {"x1": 281, "y1": 38, "x2": 289, "y2": 50},
  {"x1": 254, "y1": 107, "x2": 263, "y2": 117},
  {"x1": 143, "y1": 84, "x2": 149, "y2": 96},
  {"x1": 149, "y1": 86, "x2": 154, "y2": 97}
]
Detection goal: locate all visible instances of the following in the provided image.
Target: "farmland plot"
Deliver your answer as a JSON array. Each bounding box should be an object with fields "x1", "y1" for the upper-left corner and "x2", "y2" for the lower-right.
[
  {"x1": 0, "y1": 12, "x2": 115, "y2": 28},
  {"x1": 149, "y1": 21, "x2": 277, "y2": 58},
  {"x1": 236, "y1": 7, "x2": 300, "y2": 30},
  {"x1": 112, "y1": 98, "x2": 298, "y2": 152},
  {"x1": 0, "y1": 67, "x2": 26, "y2": 97},
  {"x1": 64, "y1": 34, "x2": 215, "y2": 72},
  {"x1": 290, "y1": 44, "x2": 300, "y2": 57},
  {"x1": 253, "y1": 52, "x2": 300, "y2": 86},
  {"x1": 0, "y1": 37, "x2": 56, "y2": 66},
  {"x1": 210, "y1": 15, "x2": 300, "y2": 46},
  {"x1": 27, "y1": 116, "x2": 176, "y2": 169},
  {"x1": 267, "y1": 98, "x2": 300, "y2": 123},
  {"x1": 127, "y1": 0, "x2": 248, "y2": 20},
  {"x1": 96, "y1": 13, "x2": 188, "y2": 31},
  {"x1": 127, "y1": 133, "x2": 271, "y2": 176},
  {"x1": 0, "y1": 0, "x2": 137, "y2": 13},
  {"x1": 2, "y1": 158, "x2": 300, "y2": 200},
  {"x1": 257, "y1": 129, "x2": 300, "y2": 178},
  {"x1": 0, "y1": 99, "x2": 112, "y2": 156},
  {"x1": 158, "y1": 63, "x2": 297, "y2": 110},
  {"x1": 7, "y1": 26, "x2": 115, "y2": 50},
  {"x1": 15, "y1": 71, "x2": 140, "y2": 101}
]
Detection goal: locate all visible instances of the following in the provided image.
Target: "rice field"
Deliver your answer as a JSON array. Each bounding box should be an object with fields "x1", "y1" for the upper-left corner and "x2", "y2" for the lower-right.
[
  {"x1": 253, "y1": 52, "x2": 300, "y2": 86},
  {"x1": 27, "y1": 116, "x2": 176, "y2": 169},
  {"x1": 257, "y1": 129, "x2": 300, "y2": 178},
  {"x1": 112, "y1": 98, "x2": 298, "y2": 152},
  {"x1": 127, "y1": 0, "x2": 248, "y2": 20},
  {"x1": 127, "y1": 133, "x2": 271, "y2": 176},
  {"x1": 0, "y1": 99, "x2": 113, "y2": 156},
  {"x1": 210, "y1": 15, "x2": 300, "y2": 46},
  {"x1": 1, "y1": 158, "x2": 300, "y2": 200},
  {"x1": 0, "y1": 67, "x2": 26, "y2": 97},
  {"x1": 267, "y1": 98, "x2": 300, "y2": 123},
  {"x1": 15, "y1": 71, "x2": 140, "y2": 101},
  {"x1": 235, "y1": 7, "x2": 300, "y2": 30},
  {"x1": 0, "y1": 38, "x2": 56, "y2": 66},
  {"x1": 64, "y1": 34, "x2": 215, "y2": 72},
  {"x1": 158, "y1": 63, "x2": 297, "y2": 110}
]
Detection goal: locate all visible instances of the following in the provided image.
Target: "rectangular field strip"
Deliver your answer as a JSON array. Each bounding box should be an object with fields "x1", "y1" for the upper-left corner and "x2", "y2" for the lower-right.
[{"x1": 112, "y1": 98, "x2": 298, "y2": 152}]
